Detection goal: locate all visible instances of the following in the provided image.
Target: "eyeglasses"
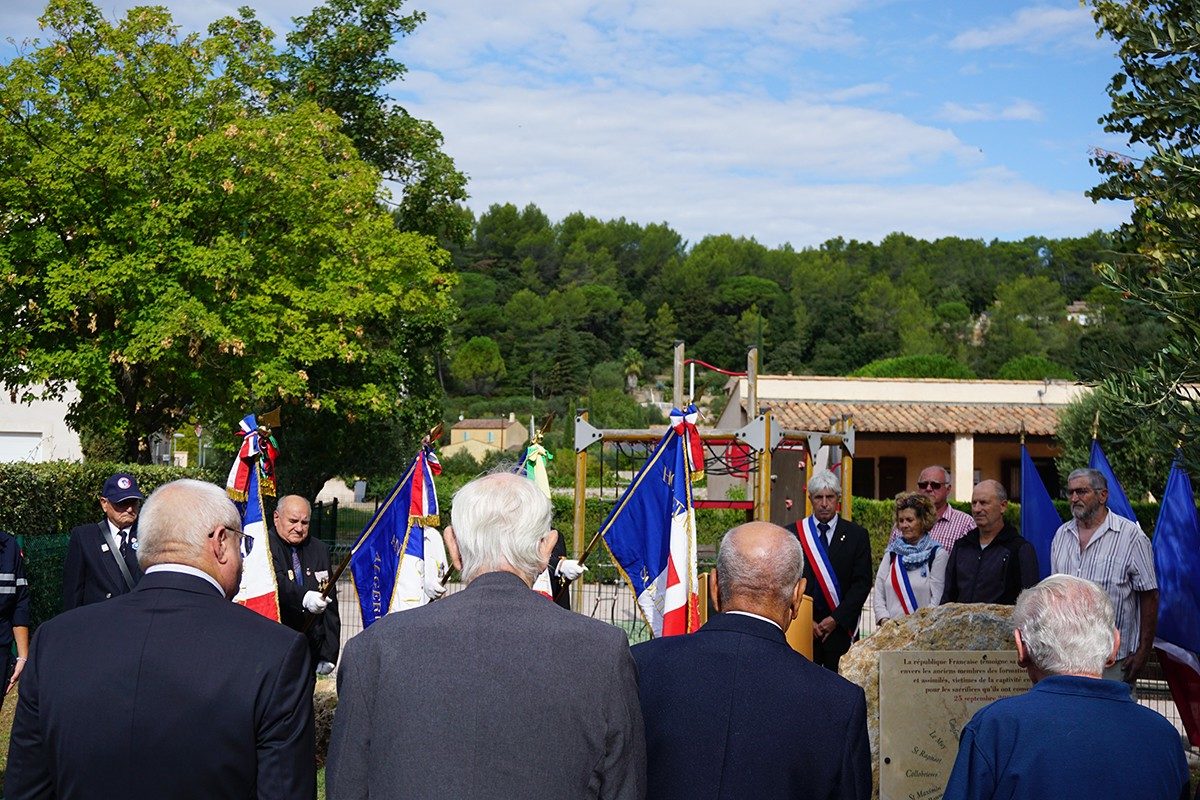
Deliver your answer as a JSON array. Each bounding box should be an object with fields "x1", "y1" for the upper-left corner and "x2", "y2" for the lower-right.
[
  {"x1": 917, "y1": 481, "x2": 944, "y2": 490},
  {"x1": 1066, "y1": 487, "x2": 1095, "y2": 497},
  {"x1": 210, "y1": 526, "x2": 251, "y2": 547}
]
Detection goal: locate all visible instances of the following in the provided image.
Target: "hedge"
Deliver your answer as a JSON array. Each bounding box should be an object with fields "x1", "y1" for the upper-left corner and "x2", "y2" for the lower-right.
[{"x1": 0, "y1": 461, "x2": 222, "y2": 629}]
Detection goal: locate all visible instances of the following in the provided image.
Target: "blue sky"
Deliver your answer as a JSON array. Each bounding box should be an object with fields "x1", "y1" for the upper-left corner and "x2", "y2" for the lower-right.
[{"x1": 2, "y1": 1, "x2": 1131, "y2": 247}]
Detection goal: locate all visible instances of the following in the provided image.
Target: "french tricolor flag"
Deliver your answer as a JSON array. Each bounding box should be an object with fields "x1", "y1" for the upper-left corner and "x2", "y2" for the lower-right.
[
  {"x1": 602, "y1": 406, "x2": 701, "y2": 637},
  {"x1": 226, "y1": 414, "x2": 280, "y2": 622}
]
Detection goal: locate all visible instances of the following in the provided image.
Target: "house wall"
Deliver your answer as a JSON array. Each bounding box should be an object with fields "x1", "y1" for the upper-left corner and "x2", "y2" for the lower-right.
[{"x1": 0, "y1": 386, "x2": 83, "y2": 462}]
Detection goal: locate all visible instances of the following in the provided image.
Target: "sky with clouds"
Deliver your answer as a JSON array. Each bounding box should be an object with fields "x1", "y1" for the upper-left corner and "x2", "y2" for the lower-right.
[{"x1": 2, "y1": 1, "x2": 1131, "y2": 248}]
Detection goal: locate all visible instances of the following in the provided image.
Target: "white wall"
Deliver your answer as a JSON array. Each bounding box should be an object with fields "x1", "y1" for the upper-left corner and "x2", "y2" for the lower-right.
[{"x1": 0, "y1": 385, "x2": 83, "y2": 462}]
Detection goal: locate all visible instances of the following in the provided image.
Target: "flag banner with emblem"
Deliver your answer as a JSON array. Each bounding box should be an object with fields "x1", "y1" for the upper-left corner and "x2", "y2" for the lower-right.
[
  {"x1": 1089, "y1": 439, "x2": 1138, "y2": 525},
  {"x1": 889, "y1": 554, "x2": 920, "y2": 615},
  {"x1": 226, "y1": 414, "x2": 279, "y2": 621},
  {"x1": 1152, "y1": 457, "x2": 1200, "y2": 746},
  {"x1": 518, "y1": 441, "x2": 556, "y2": 599},
  {"x1": 795, "y1": 516, "x2": 841, "y2": 610},
  {"x1": 602, "y1": 405, "x2": 701, "y2": 638},
  {"x1": 350, "y1": 443, "x2": 441, "y2": 628},
  {"x1": 1020, "y1": 446, "x2": 1060, "y2": 580}
]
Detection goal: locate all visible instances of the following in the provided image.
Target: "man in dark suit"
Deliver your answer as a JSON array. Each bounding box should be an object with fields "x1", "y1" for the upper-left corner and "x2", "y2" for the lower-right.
[
  {"x1": 793, "y1": 469, "x2": 873, "y2": 672},
  {"x1": 61, "y1": 472, "x2": 146, "y2": 610},
  {"x1": 8, "y1": 479, "x2": 316, "y2": 800},
  {"x1": 328, "y1": 471, "x2": 645, "y2": 800},
  {"x1": 269, "y1": 494, "x2": 339, "y2": 674},
  {"x1": 632, "y1": 521, "x2": 871, "y2": 800}
]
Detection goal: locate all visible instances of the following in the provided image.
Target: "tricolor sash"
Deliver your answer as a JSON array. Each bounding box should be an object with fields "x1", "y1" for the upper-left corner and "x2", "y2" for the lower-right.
[
  {"x1": 889, "y1": 553, "x2": 920, "y2": 615},
  {"x1": 795, "y1": 516, "x2": 841, "y2": 610}
]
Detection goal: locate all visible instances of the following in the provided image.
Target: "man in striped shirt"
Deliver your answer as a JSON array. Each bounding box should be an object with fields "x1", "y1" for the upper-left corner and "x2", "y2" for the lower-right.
[
  {"x1": 1050, "y1": 467, "x2": 1157, "y2": 686},
  {"x1": 888, "y1": 465, "x2": 975, "y2": 553}
]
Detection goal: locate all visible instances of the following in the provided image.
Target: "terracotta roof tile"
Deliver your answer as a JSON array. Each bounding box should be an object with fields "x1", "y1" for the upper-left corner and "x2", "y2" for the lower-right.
[
  {"x1": 767, "y1": 401, "x2": 1059, "y2": 436},
  {"x1": 451, "y1": 418, "x2": 520, "y2": 430}
]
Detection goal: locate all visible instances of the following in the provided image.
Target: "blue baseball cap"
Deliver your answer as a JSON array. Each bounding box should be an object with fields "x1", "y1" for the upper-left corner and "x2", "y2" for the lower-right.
[{"x1": 101, "y1": 473, "x2": 144, "y2": 503}]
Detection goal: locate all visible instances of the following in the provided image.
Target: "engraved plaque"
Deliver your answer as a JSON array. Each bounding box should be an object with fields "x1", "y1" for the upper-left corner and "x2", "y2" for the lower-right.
[{"x1": 879, "y1": 650, "x2": 1028, "y2": 800}]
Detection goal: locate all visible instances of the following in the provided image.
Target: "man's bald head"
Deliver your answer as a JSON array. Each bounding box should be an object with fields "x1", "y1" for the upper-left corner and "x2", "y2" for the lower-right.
[{"x1": 716, "y1": 522, "x2": 805, "y2": 611}]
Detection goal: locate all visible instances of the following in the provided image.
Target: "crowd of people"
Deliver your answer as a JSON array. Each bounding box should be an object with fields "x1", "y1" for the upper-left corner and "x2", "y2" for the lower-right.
[{"x1": 0, "y1": 463, "x2": 1189, "y2": 799}]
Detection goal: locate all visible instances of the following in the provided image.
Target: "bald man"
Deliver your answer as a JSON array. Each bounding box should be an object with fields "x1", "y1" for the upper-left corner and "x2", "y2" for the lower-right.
[
  {"x1": 631, "y1": 522, "x2": 871, "y2": 800},
  {"x1": 942, "y1": 480, "x2": 1039, "y2": 606},
  {"x1": 269, "y1": 495, "x2": 340, "y2": 675}
]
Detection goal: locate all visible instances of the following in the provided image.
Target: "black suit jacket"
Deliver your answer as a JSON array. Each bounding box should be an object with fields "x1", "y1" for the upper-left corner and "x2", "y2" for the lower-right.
[
  {"x1": 632, "y1": 613, "x2": 871, "y2": 800},
  {"x1": 61, "y1": 520, "x2": 144, "y2": 610},
  {"x1": 7, "y1": 570, "x2": 316, "y2": 800},
  {"x1": 795, "y1": 515, "x2": 873, "y2": 656},
  {"x1": 269, "y1": 531, "x2": 341, "y2": 665}
]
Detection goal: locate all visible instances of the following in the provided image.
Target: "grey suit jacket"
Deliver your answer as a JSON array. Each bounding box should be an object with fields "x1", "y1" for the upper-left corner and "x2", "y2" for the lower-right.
[{"x1": 327, "y1": 571, "x2": 646, "y2": 800}]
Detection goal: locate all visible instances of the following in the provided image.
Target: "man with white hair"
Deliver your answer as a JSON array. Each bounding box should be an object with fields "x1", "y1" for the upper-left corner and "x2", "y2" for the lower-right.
[
  {"x1": 327, "y1": 471, "x2": 645, "y2": 800},
  {"x1": 943, "y1": 575, "x2": 1187, "y2": 800},
  {"x1": 792, "y1": 469, "x2": 873, "y2": 672},
  {"x1": 7, "y1": 479, "x2": 316, "y2": 799}
]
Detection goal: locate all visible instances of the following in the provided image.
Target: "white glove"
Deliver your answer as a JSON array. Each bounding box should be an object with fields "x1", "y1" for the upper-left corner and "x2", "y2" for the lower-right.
[
  {"x1": 424, "y1": 581, "x2": 447, "y2": 600},
  {"x1": 302, "y1": 590, "x2": 330, "y2": 614},
  {"x1": 315, "y1": 661, "x2": 336, "y2": 676},
  {"x1": 555, "y1": 559, "x2": 588, "y2": 581}
]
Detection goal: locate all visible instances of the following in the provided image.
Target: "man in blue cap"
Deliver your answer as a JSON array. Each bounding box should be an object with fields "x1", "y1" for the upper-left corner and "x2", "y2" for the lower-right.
[{"x1": 62, "y1": 472, "x2": 145, "y2": 610}]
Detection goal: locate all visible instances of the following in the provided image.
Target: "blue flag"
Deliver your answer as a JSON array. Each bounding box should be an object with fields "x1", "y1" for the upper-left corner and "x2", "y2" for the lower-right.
[
  {"x1": 602, "y1": 408, "x2": 700, "y2": 637},
  {"x1": 349, "y1": 445, "x2": 440, "y2": 628},
  {"x1": 1020, "y1": 446, "x2": 1061, "y2": 580},
  {"x1": 1154, "y1": 458, "x2": 1200, "y2": 655},
  {"x1": 1089, "y1": 440, "x2": 1137, "y2": 524},
  {"x1": 1152, "y1": 457, "x2": 1200, "y2": 746}
]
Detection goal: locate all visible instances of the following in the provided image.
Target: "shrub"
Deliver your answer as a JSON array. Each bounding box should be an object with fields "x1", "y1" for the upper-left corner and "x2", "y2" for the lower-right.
[{"x1": 851, "y1": 354, "x2": 976, "y2": 379}]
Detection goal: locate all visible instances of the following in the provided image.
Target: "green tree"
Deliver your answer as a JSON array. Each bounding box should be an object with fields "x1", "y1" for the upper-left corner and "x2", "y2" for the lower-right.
[
  {"x1": 995, "y1": 355, "x2": 1075, "y2": 381},
  {"x1": 0, "y1": 1, "x2": 454, "y2": 478},
  {"x1": 1085, "y1": 0, "x2": 1200, "y2": 465},
  {"x1": 851, "y1": 355, "x2": 976, "y2": 379},
  {"x1": 1055, "y1": 387, "x2": 1173, "y2": 501},
  {"x1": 280, "y1": 0, "x2": 468, "y2": 242},
  {"x1": 451, "y1": 336, "x2": 507, "y2": 395}
]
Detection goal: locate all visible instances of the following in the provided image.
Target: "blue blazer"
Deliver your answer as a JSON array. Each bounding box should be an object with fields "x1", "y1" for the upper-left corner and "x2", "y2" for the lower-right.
[
  {"x1": 632, "y1": 612, "x2": 872, "y2": 800},
  {"x1": 8, "y1": 570, "x2": 316, "y2": 799},
  {"x1": 61, "y1": 520, "x2": 144, "y2": 610}
]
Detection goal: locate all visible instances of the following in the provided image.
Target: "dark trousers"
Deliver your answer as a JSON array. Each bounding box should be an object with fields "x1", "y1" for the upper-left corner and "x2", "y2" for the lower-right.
[{"x1": 811, "y1": 627, "x2": 851, "y2": 673}]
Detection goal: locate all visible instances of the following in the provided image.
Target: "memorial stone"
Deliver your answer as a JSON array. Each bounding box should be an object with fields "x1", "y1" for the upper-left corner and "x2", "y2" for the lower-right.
[
  {"x1": 879, "y1": 650, "x2": 1028, "y2": 800},
  {"x1": 841, "y1": 603, "x2": 1017, "y2": 799}
]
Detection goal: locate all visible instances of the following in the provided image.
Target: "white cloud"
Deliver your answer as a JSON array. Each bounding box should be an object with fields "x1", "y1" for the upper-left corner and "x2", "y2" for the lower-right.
[
  {"x1": 949, "y1": 6, "x2": 1098, "y2": 52},
  {"x1": 939, "y1": 99, "x2": 1044, "y2": 123},
  {"x1": 397, "y1": 73, "x2": 1121, "y2": 247}
]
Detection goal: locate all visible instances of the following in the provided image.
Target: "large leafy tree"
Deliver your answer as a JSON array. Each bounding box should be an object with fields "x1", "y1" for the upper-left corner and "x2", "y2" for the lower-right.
[
  {"x1": 0, "y1": 0, "x2": 454, "y2": 487},
  {"x1": 1086, "y1": 0, "x2": 1200, "y2": 465},
  {"x1": 280, "y1": 0, "x2": 468, "y2": 243}
]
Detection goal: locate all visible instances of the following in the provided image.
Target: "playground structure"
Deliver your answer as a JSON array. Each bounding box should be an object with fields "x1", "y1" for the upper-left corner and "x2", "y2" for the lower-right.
[{"x1": 570, "y1": 342, "x2": 857, "y2": 614}]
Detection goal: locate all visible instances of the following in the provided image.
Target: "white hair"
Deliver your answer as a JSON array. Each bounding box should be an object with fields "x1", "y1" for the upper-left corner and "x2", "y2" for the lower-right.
[
  {"x1": 138, "y1": 479, "x2": 241, "y2": 568},
  {"x1": 1067, "y1": 467, "x2": 1108, "y2": 491},
  {"x1": 716, "y1": 524, "x2": 805, "y2": 607},
  {"x1": 1013, "y1": 575, "x2": 1117, "y2": 676},
  {"x1": 450, "y1": 471, "x2": 553, "y2": 583},
  {"x1": 806, "y1": 469, "x2": 841, "y2": 497}
]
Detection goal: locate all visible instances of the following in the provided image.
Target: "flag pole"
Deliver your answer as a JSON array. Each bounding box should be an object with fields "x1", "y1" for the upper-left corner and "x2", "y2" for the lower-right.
[
  {"x1": 301, "y1": 422, "x2": 443, "y2": 632},
  {"x1": 1091, "y1": 409, "x2": 1101, "y2": 441}
]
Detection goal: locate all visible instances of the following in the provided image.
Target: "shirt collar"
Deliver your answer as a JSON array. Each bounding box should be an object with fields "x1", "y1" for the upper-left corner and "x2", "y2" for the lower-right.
[
  {"x1": 808, "y1": 514, "x2": 839, "y2": 530},
  {"x1": 725, "y1": 610, "x2": 783, "y2": 631},
  {"x1": 145, "y1": 563, "x2": 225, "y2": 596}
]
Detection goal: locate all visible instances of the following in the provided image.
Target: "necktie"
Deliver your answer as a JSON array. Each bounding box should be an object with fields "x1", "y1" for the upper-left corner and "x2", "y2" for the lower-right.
[
  {"x1": 291, "y1": 547, "x2": 304, "y2": 586},
  {"x1": 818, "y1": 522, "x2": 831, "y2": 546},
  {"x1": 118, "y1": 530, "x2": 128, "y2": 555}
]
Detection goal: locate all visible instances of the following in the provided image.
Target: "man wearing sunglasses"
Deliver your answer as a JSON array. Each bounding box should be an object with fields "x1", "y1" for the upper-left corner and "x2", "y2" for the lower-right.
[
  {"x1": 62, "y1": 472, "x2": 146, "y2": 610},
  {"x1": 8, "y1": 479, "x2": 316, "y2": 799},
  {"x1": 888, "y1": 465, "x2": 974, "y2": 554}
]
